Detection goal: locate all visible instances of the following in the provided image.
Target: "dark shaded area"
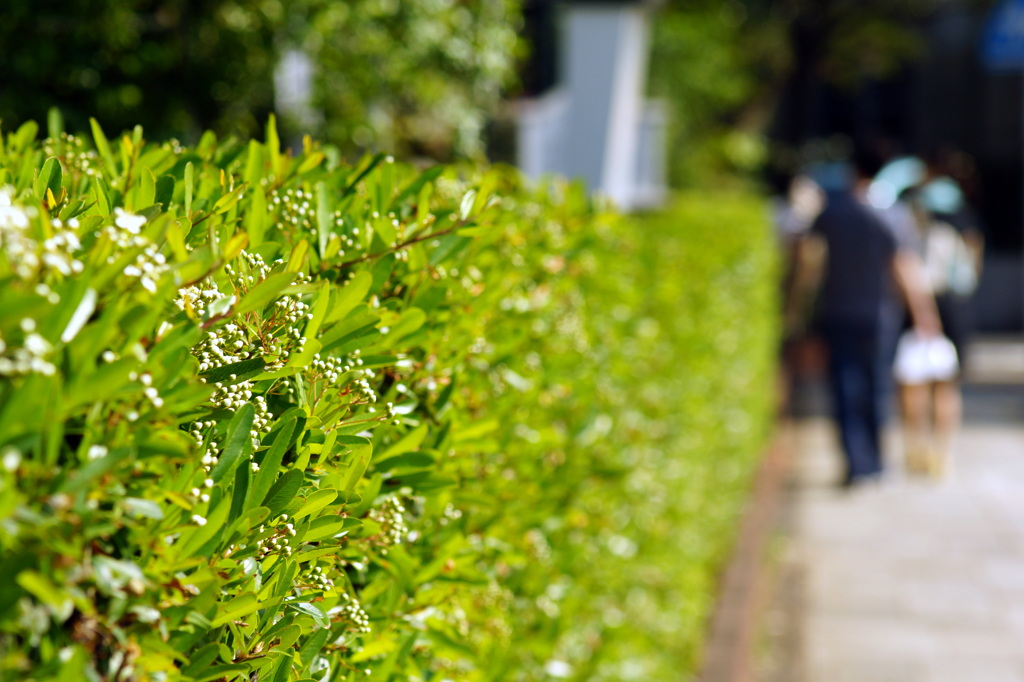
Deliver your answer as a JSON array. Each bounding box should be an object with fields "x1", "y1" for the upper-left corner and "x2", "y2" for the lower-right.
[
  {"x1": 771, "y1": 4, "x2": 1020, "y2": 255},
  {"x1": 521, "y1": 0, "x2": 561, "y2": 97},
  {"x1": 0, "y1": 0, "x2": 277, "y2": 142}
]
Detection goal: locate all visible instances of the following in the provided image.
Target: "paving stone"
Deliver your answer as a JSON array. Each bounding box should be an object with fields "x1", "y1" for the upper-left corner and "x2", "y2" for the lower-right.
[
  {"x1": 784, "y1": 411, "x2": 1024, "y2": 682},
  {"x1": 924, "y1": 657, "x2": 1024, "y2": 682}
]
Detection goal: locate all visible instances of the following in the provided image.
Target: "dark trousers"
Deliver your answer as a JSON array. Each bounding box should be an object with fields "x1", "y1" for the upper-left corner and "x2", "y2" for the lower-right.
[{"x1": 820, "y1": 320, "x2": 898, "y2": 483}]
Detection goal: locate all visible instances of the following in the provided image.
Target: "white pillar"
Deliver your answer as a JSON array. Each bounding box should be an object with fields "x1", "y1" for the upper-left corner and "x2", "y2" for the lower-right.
[
  {"x1": 275, "y1": 49, "x2": 320, "y2": 135},
  {"x1": 562, "y1": 4, "x2": 651, "y2": 208}
]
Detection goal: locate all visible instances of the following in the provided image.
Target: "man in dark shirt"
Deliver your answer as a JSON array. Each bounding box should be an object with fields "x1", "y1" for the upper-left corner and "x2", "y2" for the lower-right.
[{"x1": 794, "y1": 150, "x2": 939, "y2": 487}]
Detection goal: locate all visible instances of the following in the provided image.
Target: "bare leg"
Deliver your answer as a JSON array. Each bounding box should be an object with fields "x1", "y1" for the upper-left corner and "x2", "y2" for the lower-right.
[
  {"x1": 931, "y1": 380, "x2": 962, "y2": 478},
  {"x1": 899, "y1": 382, "x2": 931, "y2": 475}
]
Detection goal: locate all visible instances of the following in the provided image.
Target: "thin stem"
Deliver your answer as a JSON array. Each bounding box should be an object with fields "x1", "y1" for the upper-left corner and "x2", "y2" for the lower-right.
[
  {"x1": 200, "y1": 308, "x2": 234, "y2": 330},
  {"x1": 335, "y1": 225, "x2": 460, "y2": 270}
]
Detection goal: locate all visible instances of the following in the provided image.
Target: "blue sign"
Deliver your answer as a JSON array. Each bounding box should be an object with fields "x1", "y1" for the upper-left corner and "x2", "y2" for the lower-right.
[{"x1": 982, "y1": 0, "x2": 1024, "y2": 69}]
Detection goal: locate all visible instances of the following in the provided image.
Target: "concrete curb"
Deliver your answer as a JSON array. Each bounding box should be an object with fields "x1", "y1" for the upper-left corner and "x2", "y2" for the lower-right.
[{"x1": 697, "y1": 424, "x2": 794, "y2": 682}]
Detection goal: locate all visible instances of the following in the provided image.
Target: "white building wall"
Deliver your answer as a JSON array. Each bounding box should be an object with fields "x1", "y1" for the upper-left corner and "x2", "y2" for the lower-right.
[{"x1": 516, "y1": 2, "x2": 665, "y2": 211}]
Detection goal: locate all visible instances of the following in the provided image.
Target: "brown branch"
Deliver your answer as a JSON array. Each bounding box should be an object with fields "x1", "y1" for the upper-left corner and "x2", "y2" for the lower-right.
[
  {"x1": 335, "y1": 225, "x2": 461, "y2": 270},
  {"x1": 189, "y1": 210, "x2": 213, "y2": 228},
  {"x1": 200, "y1": 308, "x2": 235, "y2": 330}
]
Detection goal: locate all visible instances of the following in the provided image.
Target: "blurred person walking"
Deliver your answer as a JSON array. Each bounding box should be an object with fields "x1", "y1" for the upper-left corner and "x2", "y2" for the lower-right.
[
  {"x1": 895, "y1": 165, "x2": 983, "y2": 479},
  {"x1": 790, "y1": 147, "x2": 940, "y2": 488},
  {"x1": 773, "y1": 172, "x2": 826, "y2": 413}
]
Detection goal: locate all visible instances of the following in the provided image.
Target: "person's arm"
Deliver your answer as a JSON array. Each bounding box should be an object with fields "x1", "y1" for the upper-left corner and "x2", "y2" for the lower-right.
[
  {"x1": 785, "y1": 233, "x2": 827, "y2": 335},
  {"x1": 963, "y1": 228, "x2": 984, "y2": 279},
  {"x1": 892, "y1": 249, "x2": 941, "y2": 335}
]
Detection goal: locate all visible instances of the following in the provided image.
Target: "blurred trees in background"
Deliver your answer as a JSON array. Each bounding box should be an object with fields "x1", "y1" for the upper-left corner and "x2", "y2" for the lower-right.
[
  {"x1": 648, "y1": 0, "x2": 976, "y2": 186},
  {"x1": 1, "y1": 0, "x2": 996, "y2": 181},
  {"x1": 0, "y1": 0, "x2": 279, "y2": 143},
  {"x1": 287, "y1": 0, "x2": 521, "y2": 159},
  {"x1": 0, "y1": 0, "x2": 521, "y2": 160}
]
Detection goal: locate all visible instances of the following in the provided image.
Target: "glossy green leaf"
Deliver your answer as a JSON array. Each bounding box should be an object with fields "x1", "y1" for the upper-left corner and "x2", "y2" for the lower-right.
[
  {"x1": 180, "y1": 497, "x2": 231, "y2": 558},
  {"x1": 293, "y1": 488, "x2": 339, "y2": 520},
  {"x1": 46, "y1": 107, "x2": 64, "y2": 141},
  {"x1": 250, "y1": 416, "x2": 297, "y2": 510},
  {"x1": 236, "y1": 272, "x2": 294, "y2": 315},
  {"x1": 184, "y1": 161, "x2": 194, "y2": 214},
  {"x1": 200, "y1": 357, "x2": 267, "y2": 385},
  {"x1": 34, "y1": 157, "x2": 62, "y2": 200},
  {"x1": 246, "y1": 185, "x2": 268, "y2": 248},
  {"x1": 324, "y1": 271, "x2": 372, "y2": 324},
  {"x1": 286, "y1": 239, "x2": 309, "y2": 273},
  {"x1": 211, "y1": 592, "x2": 265, "y2": 627},
  {"x1": 89, "y1": 118, "x2": 117, "y2": 174},
  {"x1": 341, "y1": 443, "x2": 372, "y2": 491},
  {"x1": 135, "y1": 166, "x2": 156, "y2": 209},
  {"x1": 210, "y1": 403, "x2": 255, "y2": 484},
  {"x1": 155, "y1": 173, "x2": 175, "y2": 208},
  {"x1": 122, "y1": 497, "x2": 164, "y2": 520},
  {"x1": 262, "y1": 469, "x2": 303, "y2": 518},
  {"x1": 287, "y1": 602, "x2": 329, "y2": 629}
]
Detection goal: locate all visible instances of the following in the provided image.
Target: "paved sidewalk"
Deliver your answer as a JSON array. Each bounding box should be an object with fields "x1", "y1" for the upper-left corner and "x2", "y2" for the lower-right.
[
  {"x1": 755, "y1": 337, "x2": 1024, "y2": 682},
  {"x1": 786, "y1": 417, "x2": 1024, "y2": 681}
]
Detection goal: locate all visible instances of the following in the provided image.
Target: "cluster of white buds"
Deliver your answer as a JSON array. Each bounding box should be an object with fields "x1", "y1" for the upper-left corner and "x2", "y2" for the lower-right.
[
  {"x1": 92, "y1": 209, "x2": 170, "y2": 294},
  {"x1": 352, "y1": 375, "x2": 377, "y2": 404},
  {"x1": 251, "y1": 396, "x2": 272, "y2": 445},
  {"x1": 0, "y1": 187, "x2": 85, "y2": 282},
  {"x1": 189, "y1": 423, "x2": 208, "y2": 446},
  {"x1": 103, "y1": 208, "x2": 147, "y2": 240},
  {"x1": 138, "y1": 372, "x2": 164, "y2": 409},
  {"x1": 225, "y1": 255, "x2": 315, "y2": 370},
  {"x1": 213, "y1": 383, "x2": 271, "y2": 447},
  {"x1": 369, "y1": 497, "x2": 409, "y2": 549},
  {"x1": 227, "y1": 251, "x2": 313, "y2": 298},
  {"x1": 42, "y1": 134, "x2": 101, "y2": 178},
  {"x1": 261, "y1": 336, "x2": 293, "y2": 369},
  {"x1": 41, "y1": 220, "x2": 84, "y2": 277},
  {"x1": 210, "y1": 378, "x2": 249, "y2": 409},
  {"x1": 329, "y1": 210, "x2": 359, "y2": 256},
  {"x1": 373, "y1": 211, "x2": 411, "y2": 261},
  {"x1": 434, "y1": 176, "x2": 469, "y2": 204},
  {"x1": 231, "y1": 251, "x2": 274, "y2": 281},
  {"x1": 187, "y1": 424, "x2": 219, "y2": 503},
  {"x1": 329, "y1": 593, "x2": 371, "y2": 634},
  {"x1": 195, "y1": 323, "x2": 251, "y2": 370},
  {"x1": 0, "y1": 323, "x2": 57, "y2": 377},
  {"x1": 189, "y1": 474, "x2": 215, "y2": 505},
  {"x1": 309, "y1": 353, "x2": 347, "y2": 386},
  {"x1": 179, "y1": 252, "x2": 323, "y2": 470},
  {"x1": 275, "y1": 299, "x2": 310, "y2": 327},
  {"x1": 189, "y1": 381, "x2": 271, "y2": 454},
  {"x1": 303, "y1": 565, "x2": 335, "y2": 592},
  {"x1": 437, "y1": 503, "x2": 463, "y2": 528},
  {"x1": 121, "y1": 243, "x2": 168, "y2": 294},
  {"x1": 271, "y1": 188, "x2": 315, "y2": 233},
  {"x1": 174, "y1": 286, "x2": 219, "y2": 319},
  {"x1": 255, "y1": 515, "x2": 296, "y2": 559}
]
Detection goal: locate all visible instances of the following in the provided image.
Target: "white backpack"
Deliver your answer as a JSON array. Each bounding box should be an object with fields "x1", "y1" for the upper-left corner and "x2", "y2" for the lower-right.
[{"x1": 923, "y1": 221, "x2": 977, "y2": 296}]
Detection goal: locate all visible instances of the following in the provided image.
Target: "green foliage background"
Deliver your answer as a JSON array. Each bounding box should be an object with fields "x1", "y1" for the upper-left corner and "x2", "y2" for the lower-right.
[
  {"x1": 647, "y1": 0, "x2": 960, "y2": 185},
  {"x1": 289, "y1": 0, "x2": 521, "y2": 158},
  {"x1": 0, "y1": 116, "x2": 776, "y2": 680},
  {"x1": 0, "y1": 0, "x2": 521, "y2": 158},
  {"x1": 0, "y1": 0, "x2": 279, "y2": 143}
]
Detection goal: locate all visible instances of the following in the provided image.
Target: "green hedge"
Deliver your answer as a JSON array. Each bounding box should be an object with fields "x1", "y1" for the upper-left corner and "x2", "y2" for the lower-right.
[{"x1": 0, "y1": 114, "x2": 776, "y2": 680}]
